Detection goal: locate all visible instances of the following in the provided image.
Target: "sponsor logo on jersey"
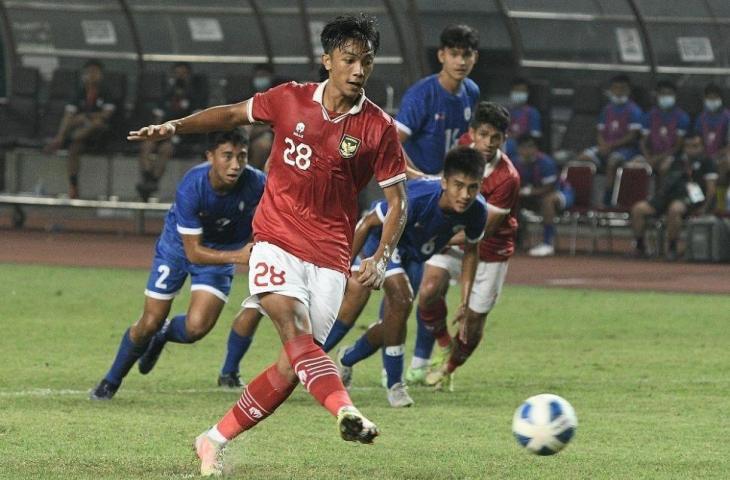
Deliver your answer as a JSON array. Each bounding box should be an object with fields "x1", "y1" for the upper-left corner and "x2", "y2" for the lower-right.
[
  {"x1": 215, "y1": 218, "x2": 231, "y2": 230},
  {"x1": 464, "y1": 106, "x2": 471, "y2": 121},
  {"x1": 339, "y1": 134, "x2": 361, "y2": 158},
  {"x1": 294, "y1": 122, "x2": 305, "y2": 138},
  {"x1": 239, "y1": 201, "x2": 245, "y2": 211}
]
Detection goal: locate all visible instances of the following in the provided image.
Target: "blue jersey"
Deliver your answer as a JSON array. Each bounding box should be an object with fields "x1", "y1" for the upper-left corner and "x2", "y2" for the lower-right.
[
  {"x1": 396, "y1": 74, "x2": 480, "y2": 174},
  {"x1": 641, "y1": 106, "x2": 690, "y2": 156},
  {"x1": 158, "y1": 163, "x2": 266, "y2": 260},
  {"x1": 598, "y1": 101, "x2": 643, "y2": 145},
  {"x1": 514, "y1": 152, "x2": 558, "y2": 189},
  {"x1": 367, "y1": 178, "x2": 487, "y2": 263}
]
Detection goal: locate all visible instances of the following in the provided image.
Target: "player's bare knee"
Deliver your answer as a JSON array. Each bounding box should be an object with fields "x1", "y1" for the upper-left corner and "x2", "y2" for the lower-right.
[
  {"x1": 132, "y1": 313, "x2": 165, "y2": 340},
  {"x1": 185, "y1": 316, "x2": 216, "y2": 342}
]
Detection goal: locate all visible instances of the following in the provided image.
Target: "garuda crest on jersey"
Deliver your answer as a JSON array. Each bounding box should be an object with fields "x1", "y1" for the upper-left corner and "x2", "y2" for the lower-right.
[{"x1": 339, "y1": 134, "x2": 361, "y2": 158}]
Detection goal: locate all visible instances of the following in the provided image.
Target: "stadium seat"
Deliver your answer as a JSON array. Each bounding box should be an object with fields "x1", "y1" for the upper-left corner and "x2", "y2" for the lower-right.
[
  {"x1": 560, "y1": 161, "x2": 596, "y2": 254},
  {"x1": 0, "y1": 66, "x2": 41, "y2": 147},
  {"x1": 595, "y1": 163, "x2": 652, "y2": 252},
  {"x1": 558, "y1": 84, "x2": 603, "y2": 154}
]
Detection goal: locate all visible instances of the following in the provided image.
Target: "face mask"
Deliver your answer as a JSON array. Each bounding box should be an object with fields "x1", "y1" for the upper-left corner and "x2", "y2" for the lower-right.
[
  {"x1": 253, "y1": 76, "x2": 272, "y2": 92},
  {"x1": 609, "y1": 94, "x2": 628, "y2": 105},
  {"x1": 705, "y1": 99, "x2": 723, "y2": 112},
  {"x1": 511, "y1": 91, "x2": 528, "y2": 105},
  {"x1": 658, "y1": 95, "x2": 675, "y2": 109}
]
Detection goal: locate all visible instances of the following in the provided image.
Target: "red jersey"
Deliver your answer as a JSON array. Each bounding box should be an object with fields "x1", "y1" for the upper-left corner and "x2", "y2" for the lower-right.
[
  {"x1": 479, "y1": 148, "x2": 521, "y2": 262},
  {"x1": 248, "y1": 81, "x2": 407, "y2": 273}
]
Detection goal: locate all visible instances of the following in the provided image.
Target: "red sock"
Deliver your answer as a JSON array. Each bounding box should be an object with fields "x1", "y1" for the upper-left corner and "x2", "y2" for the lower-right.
[
  {"x1": 284, "y1": 334, "x2": 352, "y2": 417},
  {"x1": 418, "y1": 298, "x2": 448, "y2": 339},
  {"x1": 435, "y1": 331, "x2": 452, "y2": 348},
  {"x1": 216, "y1": 363, "x2": 296, "y2": 440}
]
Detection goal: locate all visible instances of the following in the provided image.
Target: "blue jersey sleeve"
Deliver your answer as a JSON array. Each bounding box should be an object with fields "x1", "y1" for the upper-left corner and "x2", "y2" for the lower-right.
[
  {"x1": 678, "y1": 111, "x2": 690, "y2": 135},
  {"x1": 537, "y1": 157, "x2": 559, "y2": 186},
  {"x1": 395, "y1": 85, "x2": 428, "y2": 136},
  {"x1": 529, "y1": 108, "x2": 543, "y2": 137},
  {"x1": 640, "y1": 111, "x2": 651, "y2": 135},
  {"x1": 465, "y1": 196, "x2": 487, "y2": 243},
  {"x1": 630, "y1": 104, "x2": 644, "y2": 130},
  {"x1": 693, "y1": 115, "x2": 702, "y2": 135},
  {"x1": 175, "y1": 175, "x2": 203, "y2": 235}
]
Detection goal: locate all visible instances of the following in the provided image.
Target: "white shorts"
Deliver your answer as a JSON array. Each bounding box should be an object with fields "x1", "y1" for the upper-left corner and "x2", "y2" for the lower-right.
[
  {"x1": 426, "y1": 247, "x2": 509, "y2": 314},
  {"x1": 242, "y1": 242, "x2": 347, "y2": 344}
]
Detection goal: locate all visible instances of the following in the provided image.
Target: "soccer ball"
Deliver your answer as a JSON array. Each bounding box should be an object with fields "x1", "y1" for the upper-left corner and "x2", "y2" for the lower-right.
[{"x1": 512, "y1": 393, "x2": 577, "y2": 455}]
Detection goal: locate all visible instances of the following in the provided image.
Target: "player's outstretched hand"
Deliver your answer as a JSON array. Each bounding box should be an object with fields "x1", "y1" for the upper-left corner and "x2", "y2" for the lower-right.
[
  {"x1": 357, "y1": 256, "x2": 387, "y2": 290},
  {"x1": 128, "y1": 122, "x2": 176, "y2": 142}
]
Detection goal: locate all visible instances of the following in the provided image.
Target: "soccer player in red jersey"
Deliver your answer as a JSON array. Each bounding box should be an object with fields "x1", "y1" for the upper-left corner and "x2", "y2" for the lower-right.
[
  {"x1": 417, "y1": 102, "x2": 521, "y2": 390},
  {"x1": 128, "y1": 14, "x2": 407, "y2": 476}
]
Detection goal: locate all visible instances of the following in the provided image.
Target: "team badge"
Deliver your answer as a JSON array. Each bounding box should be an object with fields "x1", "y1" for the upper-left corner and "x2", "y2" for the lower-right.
[{"x1": 339, "y1": 134, "x2": 361, "y2": 158}]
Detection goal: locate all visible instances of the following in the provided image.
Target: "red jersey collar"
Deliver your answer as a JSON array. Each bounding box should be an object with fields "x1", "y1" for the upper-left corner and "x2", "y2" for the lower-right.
[{"x1": 313, "y1": 80, "x2": 367, "y2": 122}]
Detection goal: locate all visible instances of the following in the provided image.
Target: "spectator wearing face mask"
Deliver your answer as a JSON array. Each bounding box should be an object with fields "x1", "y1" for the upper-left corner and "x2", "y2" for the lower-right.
[
  {"x1": 694, "y1": 83, "x2": 730, "y2": 211},
  {"x1": 503, "y1": 78, "x2": 542, "y2": 159},
  {"x1": 578, "y1": 74, "x2": 644, "y2": 206},
  {"x1": 639, "y1": 80, "x2": 689, "y2": 179}
]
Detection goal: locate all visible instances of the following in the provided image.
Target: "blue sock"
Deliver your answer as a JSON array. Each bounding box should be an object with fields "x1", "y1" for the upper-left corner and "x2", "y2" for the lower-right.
[
  {"x1": 341, "y1": 334, "x2": 378, "y2": 367},
  {"x1": 104, "y1": 328, "x2": 149, "y2": 386},
  {"x1": 544, "y1": 224, "x2": 556, "y2": 245},
  {"x1": 383, "y1": 345, "x2": 405, "y2": 388},
  {"x1": 164, "y1": 315, "x2": 191, "y2": 343},
  {"x1": 220, "y1": 330, "x2": 252, "y2": 375},
  {"x1": 414, "y1": 311, "x2": 436, "y2": 361},
  {"x1": 322, "y1": 319, "x2": 353, "y2": 353}
]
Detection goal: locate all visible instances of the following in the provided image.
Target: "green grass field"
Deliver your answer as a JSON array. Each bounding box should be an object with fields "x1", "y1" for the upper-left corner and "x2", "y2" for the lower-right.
[{"x1": 1, "y1": 263, "x2": 728, "y2": 479}]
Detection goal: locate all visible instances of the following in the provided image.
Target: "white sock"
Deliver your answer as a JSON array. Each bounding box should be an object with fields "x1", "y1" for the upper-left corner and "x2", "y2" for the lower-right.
[
  {"x1": 206, "y1": 426, "x2": 229, "y2": 445},
  {"x1": 410, "y1": 356, "x2": 430, "y2": 369}
]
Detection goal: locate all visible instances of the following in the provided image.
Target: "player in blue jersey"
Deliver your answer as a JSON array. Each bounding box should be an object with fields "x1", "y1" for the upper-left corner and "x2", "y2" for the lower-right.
[
  {"x1": 327, "y1": 147, "x2": 487, "y2": 407},
  {"x1": 513, "y1": 135, "x2": 574, "y2": 257},
  {"x1": 639, "y1": 80, "x2": 690, "y2": 176},
  {"x1": 393, "y1": 24, "x2": 480, "y2": 382},
  {"x1": 504, "y1": 77, "x2": 543, "y2": 159},
  {"x1": 90, "y1": 130, "x2": 266, "y2": 400},
  {"x1": 578, "y1": 74, "x2": 644, "y2": 205},
  {"x1": 395, "y1": 24, "x2": 480, "y2": 175}
]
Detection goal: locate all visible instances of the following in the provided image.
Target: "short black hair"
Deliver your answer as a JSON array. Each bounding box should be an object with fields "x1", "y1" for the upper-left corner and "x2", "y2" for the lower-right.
[
  {"x1": 516, "y1": 134, "x2": 539, "y2": 147},
  {"x1": 470, "y1": 101, "x2": 510, "y2": 133},
  {"x1": 440, "y1": 24, "x2": 479, "y2": 51},
  {"x1": 207, "y1": 129, "x2": 249, "y2": 151},
  {"x1": 511, "y1": 77, "x2": 529, "y2": 88},
  {"x1": 610, "y1": 74, "x2": 631, "y2": 86},
  {"x1": 443, "y1": 146, "x2": 486, "y2": 180},
  {"x1": 704, "y1": 83, "x2": 723, "y2": 97},
  {"x1": 321, "y1": 14, "x2": 380, "y2": 55},
  {"x1": 83, "y1": 59, "x2": 104, "y2": 70},
  {"x1": 656, "y1": 80, "x2": 676, "y2": 92}
]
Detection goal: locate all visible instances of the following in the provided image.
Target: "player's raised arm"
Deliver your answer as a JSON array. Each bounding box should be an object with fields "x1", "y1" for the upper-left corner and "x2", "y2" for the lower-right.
[
  {"x1": 128, "y1": 100, "x2": 252, "y2": 142},
  {"x1": 357, "y1": 182, "x2": 407, "y2": 289}
]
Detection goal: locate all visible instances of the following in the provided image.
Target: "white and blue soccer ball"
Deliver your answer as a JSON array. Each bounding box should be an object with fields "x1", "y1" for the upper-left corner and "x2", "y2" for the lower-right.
[{"x1": 512, "y1": 393, "x2": 577, "y2": 455}]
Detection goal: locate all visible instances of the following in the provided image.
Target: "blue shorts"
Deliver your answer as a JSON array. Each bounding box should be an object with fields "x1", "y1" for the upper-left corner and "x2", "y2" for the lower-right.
[
  {"x1": 352, "y1": 234, "x2": 424, "y2": 293},
  {"x1": 144, "y1": 241, "x2": 235, "y2": 302},
  {"x1": 558, "y1": 184, "x2": 575, "y2": 210}
]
